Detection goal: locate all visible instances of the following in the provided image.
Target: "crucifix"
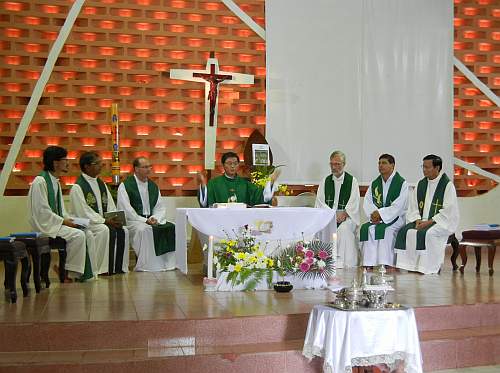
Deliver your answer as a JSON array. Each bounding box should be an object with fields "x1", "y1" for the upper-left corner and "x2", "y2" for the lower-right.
[{"x1": 169, "y1": 53, "x2": 254, "y2": 170}]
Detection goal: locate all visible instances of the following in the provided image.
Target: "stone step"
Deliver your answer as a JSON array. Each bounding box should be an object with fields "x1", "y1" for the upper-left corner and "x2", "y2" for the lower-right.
[{"x1": 1, "y1": 324, "x2": 499, "y2": 373}]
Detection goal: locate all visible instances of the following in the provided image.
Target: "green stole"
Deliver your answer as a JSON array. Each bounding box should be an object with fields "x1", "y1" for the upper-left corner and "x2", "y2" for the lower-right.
[
  {"x1": 40, "y1": 171, "x2": 93, "y2": 281},
  {"x1": 395, "y1": 173, "x2": 450, "y2": 251},
  {"x1": 205, "y1": 175, "x2": 265, "y2": 207},
  {"x1": 123, "y1": 176, "x2": 175, "y2": 256},
  {"x1": 324, "y1": 172, "x2": 353, "y2": 227},
  {"x1": 75, "y1": 174, "x2": 108, "y2": 215},
  {"x1": 360, "y1": 172, "x2": 405, "y2": 242},
  {"x1": 39, "y1": 170, "x2": 62, "y2": 216}
]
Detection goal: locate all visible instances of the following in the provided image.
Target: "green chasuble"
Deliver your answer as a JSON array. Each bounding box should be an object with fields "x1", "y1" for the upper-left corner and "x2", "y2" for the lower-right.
[
  {"x1": 123, "y1": 176, "x2": 175, "y2": 256},
  {"x1": 40, "y1": 171, "x2": 93, "y2": 281},
  {"x1": 75, "y1": 174, "x2": 108, "y2": 214},
  {"x1": 395, "y1": 173, "x2": 450, "y2": 251},
  {"x1": 205, "y1": 175, "x2": 267, "y2": 207},
  {"x1": 324, "y1": 172, "x2": 353, "y2": 227},
  {"x1": 360, "y1": 172, "x2": 405, "y2": 242}
]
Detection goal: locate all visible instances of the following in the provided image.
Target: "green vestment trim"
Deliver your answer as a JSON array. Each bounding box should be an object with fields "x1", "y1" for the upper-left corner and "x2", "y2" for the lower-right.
[
  {"x1": 395, "y1": 173, "x2": 450, "y2": 251},
  {"x1": 39, "y1": 170, "x2": 62, "y2": 217},
  {"x1": 360, "y1": 172, "x2": 405, "y2": 242},
  {"x1": 123, "y1": 176, "x2": 175, "y2": 256},
  {"x1": 75, "y1": 174, "x2": 108, "y2": 214},
  {"x1": 205, "y1": 175, "x2": 266, "y2": 207},
  {"x1": 324, "y1": 172, "x2": 353, "y2": 227}
]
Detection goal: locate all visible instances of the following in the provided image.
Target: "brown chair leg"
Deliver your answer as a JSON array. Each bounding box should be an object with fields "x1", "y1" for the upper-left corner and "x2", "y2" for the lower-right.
[
  {"x1": 474, "y1": 246, "x2": 482, "y2": 273},
  {"x1": 458, "y1": 244, "x2": 467, "y2": 274},
  {"x1": 450, "y1": 235, "x2": 460, "y2": 270},
  {"x1": 488, "y1": 246, "x2": 496, "y2": 276}
]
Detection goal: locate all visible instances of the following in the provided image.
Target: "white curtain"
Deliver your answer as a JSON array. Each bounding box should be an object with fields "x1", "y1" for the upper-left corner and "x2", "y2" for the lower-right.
[{"x1": 265, "y1": 0, "x2": 453, "y2": 185}]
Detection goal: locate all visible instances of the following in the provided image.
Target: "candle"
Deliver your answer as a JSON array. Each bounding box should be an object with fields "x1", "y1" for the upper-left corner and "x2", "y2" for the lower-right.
[
  {"x1": 331, "y1": 232, "x2": 337, "y2": 261},
  {"x1": 208, "y1": 235, "x2": 214, "y2": 279}
]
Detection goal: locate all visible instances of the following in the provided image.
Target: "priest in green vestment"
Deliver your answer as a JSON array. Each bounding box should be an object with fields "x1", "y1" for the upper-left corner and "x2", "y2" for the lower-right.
[
  {"x1": 70, "y1": 151, "x2": 129, "y2": 275},
  {"x1": 315, "y1": 150, "x2": 360, "y2": 268},
  {"x1": 360, "y1": 154, "x2": 409, "y2": 269},
  {"x1": 28, "y1": 146, "x2": 96, "y2": 281},
  {"x1": 395, "y1": 155, "x2": 459, "y2": 274},
  {"x1": 117, "y1": 157, "x2": 175, "y2": 272},
  {"x1": 197, "y1": 152, "x2": 279, "y2": 207}
]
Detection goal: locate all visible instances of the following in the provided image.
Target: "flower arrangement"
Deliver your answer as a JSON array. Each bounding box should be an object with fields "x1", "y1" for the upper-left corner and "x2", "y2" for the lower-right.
[
  {"x1": 273, "y1": 240, "x2": 335, "y2": 280},
  {"x1": 250, "y1": 165, "x2": 289, "y2": 196},
  {"x1": 213, "y1": 226, "x2": 275, "y2": 291}
]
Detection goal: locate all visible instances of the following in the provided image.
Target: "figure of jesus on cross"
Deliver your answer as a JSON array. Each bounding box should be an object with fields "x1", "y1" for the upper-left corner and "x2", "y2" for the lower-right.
[{"x1": 169, "y1": 53, "x2": 254, "y2": 170}]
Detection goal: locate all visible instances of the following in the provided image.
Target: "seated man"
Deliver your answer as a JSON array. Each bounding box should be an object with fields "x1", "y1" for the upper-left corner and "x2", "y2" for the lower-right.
[
  {"x1": 315, "y1": 150, "x2": 360, "y2": 268},
  {"x1": 70, "y1": 151, "x2": 129, "y2": 275},
  {"x1": 117, "y1": 157, "x2": 175, "y2": 271},
  {"x1": 395, "y1": 155, "x2": 459, "y2": 274},
  {"x1": 197, "y1": 151, "x2": 279, "y2": 207},
  {"x1": 28, "y1": 146, "x2": 96, "y2": 281},
  {"x1": 360, "y1": 154, "x2": 408, "y2": 269}
]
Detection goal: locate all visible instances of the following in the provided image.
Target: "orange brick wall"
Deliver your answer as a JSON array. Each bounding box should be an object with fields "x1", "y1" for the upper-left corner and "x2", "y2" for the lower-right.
[
  {"x1": 453, "y1": 0, "x2": 499, "y2": 196},
  {"x1": 0, "y1": 0, "x2": 266, "y2": 195},
  {"x1": 0, "y1": 0, "x2": 498, "y2": 196}
]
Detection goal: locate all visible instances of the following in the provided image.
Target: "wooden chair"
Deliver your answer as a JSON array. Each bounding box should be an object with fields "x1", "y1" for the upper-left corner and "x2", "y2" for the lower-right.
[
  {"x1": 0, "y1": 239, "x2": 30, "y2": 303},
  {"x1": 10, "y1": 235, "x2": 51, "y2": 293},
  {"x1": 450, "y1": 231, "x2": 499, "y2": 276}
]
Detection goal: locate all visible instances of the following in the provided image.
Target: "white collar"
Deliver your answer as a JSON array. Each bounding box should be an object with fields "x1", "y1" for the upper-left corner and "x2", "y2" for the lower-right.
[
  {"x1": 48, "y1": 172, "x2": 59, "y2": 183},
  {"x1": 82, "y1": 173, "x2": 97, "y2": 182},
  {"x1": 382, "y1": 170, "x2": 396, "y2": 184},
  {"x1": 224, "y1": 173, "x2": 237, "y2": 180},
  {"x1": 331, "y1": 172, "x2": 345, "y2": 182},
  {"x1": 134, "y1": 174, "x2": 148, "y2": 185},
  {"x1": 427, "y1": 171, "x2": 443, "y2": 184}
]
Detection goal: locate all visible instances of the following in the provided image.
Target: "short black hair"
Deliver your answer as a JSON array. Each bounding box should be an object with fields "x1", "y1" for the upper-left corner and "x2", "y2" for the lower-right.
[
  {"x1": 379, "y1": 153, "x2": 395, "y2": 165},
  {"x1": 43, "y1": 146, "x2": 67, "y2": 171},
  {"x1": 423, "y1": 154, "x2": 442, "y2": 171},
  {"x1": 79, "y1": 151, "x2": 99, "y2": 172},
  {"x1": 221, "y1": 152, "x2": 239, "y2": 164},
  {"x1": 132, "y1": 157, "x2": 147, "y2": 170}
]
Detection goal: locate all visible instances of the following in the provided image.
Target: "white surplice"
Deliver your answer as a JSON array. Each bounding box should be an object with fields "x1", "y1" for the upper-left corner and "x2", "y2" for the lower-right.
[
  {"x1": 362, "y1": 171, "x2": 409, "y2": 267},
  {"x1": 28, "y1": 174, "x2": 96, "y2": 276},
  {"x1": 117, "y1": 175, "x2": 175, "y2": 271},
  {"x1": 316, "y1": 172, "x2": 360, "y2": 267},
  {"x1": 396, "y1": 172, "x2": 459, "y2": 274},
  {"x1": 69, "y1": 173, "x2": 129, "y2": 274}
]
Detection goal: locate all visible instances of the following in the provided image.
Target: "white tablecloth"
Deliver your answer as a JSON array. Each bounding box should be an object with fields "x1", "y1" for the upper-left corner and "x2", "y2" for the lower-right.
[
  {"x1": 175, "y1": 207, "x2": 336, "y2": 274},
  {"x1": 303, "y1": 305, "x2": 422, "y2": 373}
]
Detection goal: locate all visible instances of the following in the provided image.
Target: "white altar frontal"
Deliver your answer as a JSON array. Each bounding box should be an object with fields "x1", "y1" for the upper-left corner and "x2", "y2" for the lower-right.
[{"x1": 174, "y1": 207, "x2": 336, "y2": 274}]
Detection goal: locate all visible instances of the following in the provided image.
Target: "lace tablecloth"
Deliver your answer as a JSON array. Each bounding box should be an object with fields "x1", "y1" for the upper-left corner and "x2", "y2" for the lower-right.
[{"x1": 302, "y1": 305, "x2": 422, "y2": 373}]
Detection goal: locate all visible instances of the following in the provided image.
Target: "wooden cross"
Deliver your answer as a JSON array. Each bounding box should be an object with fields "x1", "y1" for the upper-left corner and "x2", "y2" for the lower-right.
[{"x1": 169, "y1": 54, "x2": 254, "y2": 170}]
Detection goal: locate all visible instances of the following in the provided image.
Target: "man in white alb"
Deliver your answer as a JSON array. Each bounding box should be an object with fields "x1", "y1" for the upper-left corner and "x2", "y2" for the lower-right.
[
  {"x1": 395, "y1": 154, "x2": 459, "y2": 274},
  {"x1": 316, "y1": 150, "x2": 360, "y2": 267}
]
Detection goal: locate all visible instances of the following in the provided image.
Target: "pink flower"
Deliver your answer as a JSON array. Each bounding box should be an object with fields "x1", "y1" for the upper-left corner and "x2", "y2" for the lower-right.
[
  {"x1": 318, "y1": 250, "x2": 329, "y2": 260},
  {"x1": 296, "y1": 245, "x2": 304, "y2": 253},
  {"x1": 305, "y1": 250, "x2": 314, "y2": 258},
  {"x1": 300, "y1": 262, "x2": 311, "y2": 272},
  {"x1": 305, "y1": 257, "x2": 314, "y2": 264}
]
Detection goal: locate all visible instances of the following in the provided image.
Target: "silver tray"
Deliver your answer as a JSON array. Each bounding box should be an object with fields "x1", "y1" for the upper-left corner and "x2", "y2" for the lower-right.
[{"x1": 326, "y1": 303, "x2": 409, "y2": 311}]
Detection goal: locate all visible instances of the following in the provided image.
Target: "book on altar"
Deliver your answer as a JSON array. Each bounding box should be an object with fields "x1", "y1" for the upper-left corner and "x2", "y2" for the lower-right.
[
  {"x1": 104, "y1": 210, "x2": 127, "y2": 226},
  {"x1": 212, "y1": 203, "x2": 247, "y2": 209}
]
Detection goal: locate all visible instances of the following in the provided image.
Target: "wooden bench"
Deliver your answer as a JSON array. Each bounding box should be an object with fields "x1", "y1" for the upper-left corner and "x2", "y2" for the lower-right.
[
  {"x1": 450, "y1": 230, "x2": 499, "y2": 276},
  {"x1": 0, "y1": 240, "x2": 30, "y2": 303}
]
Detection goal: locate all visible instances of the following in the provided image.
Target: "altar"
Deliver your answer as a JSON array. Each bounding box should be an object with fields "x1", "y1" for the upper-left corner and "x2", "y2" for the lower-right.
[{"x1": 174, "y1": 207, "x2": 336, "y2": 274}]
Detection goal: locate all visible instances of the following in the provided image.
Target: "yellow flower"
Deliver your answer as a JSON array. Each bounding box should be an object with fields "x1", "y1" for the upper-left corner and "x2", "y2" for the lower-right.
[
  {"x1": 256, "y1": 250, "x2": 264, "y2": 258},
  {"x1": 234, "y1": 263, "x2": 242, "y2": 272},
  {"x1": 236, "y1": 252, "x2": 246, "y2": 260},
  {"x1": 267, "y1": 259, "x2": 274, "y2": 267}
]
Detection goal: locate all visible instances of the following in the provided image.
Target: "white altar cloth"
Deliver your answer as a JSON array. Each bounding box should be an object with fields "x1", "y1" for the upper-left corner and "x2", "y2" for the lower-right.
[
  {"x1": 215, "y1": 271, "x2": 328, "y2": 291},
  {"x1": 175, "y1": 207, "x2": 336, "y2": 274},
  {"x1": 303, "y1": 305, "x2": 422, "y2": 373}
]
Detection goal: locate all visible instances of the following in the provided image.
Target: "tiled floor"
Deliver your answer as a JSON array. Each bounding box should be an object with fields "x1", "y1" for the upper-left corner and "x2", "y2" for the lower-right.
[{"x1": 1, "y1": 250, "x2": 499, "y2": 323}]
